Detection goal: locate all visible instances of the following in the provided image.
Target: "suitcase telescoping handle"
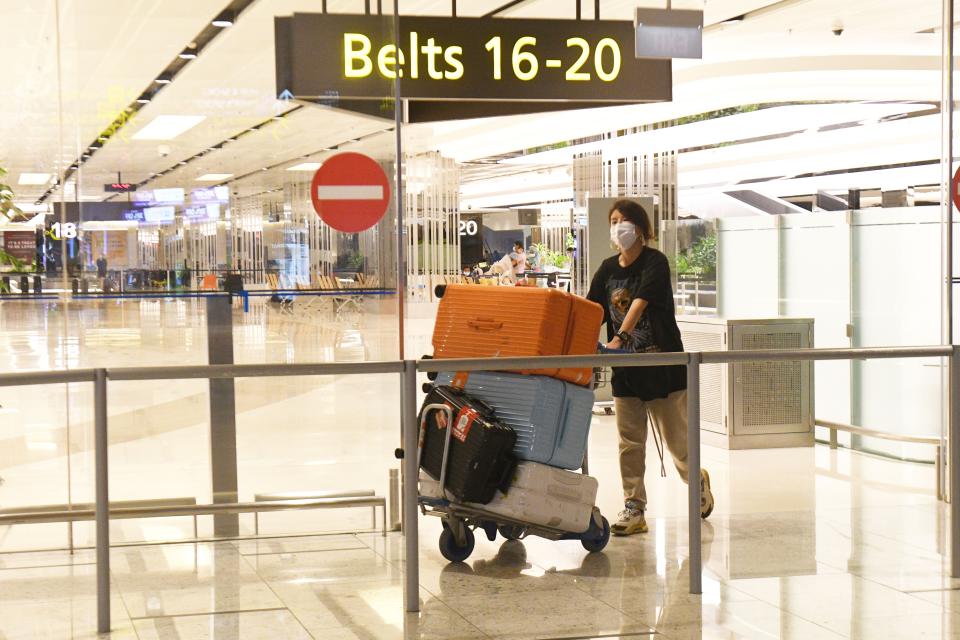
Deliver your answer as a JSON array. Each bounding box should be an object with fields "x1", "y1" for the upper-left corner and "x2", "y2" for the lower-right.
[
  {"x1": 467, "y1": 318, "x2": 504, "y2": 332},
  {"x1": 419, "y1": 403, "x2": 456, "y2": 501}
]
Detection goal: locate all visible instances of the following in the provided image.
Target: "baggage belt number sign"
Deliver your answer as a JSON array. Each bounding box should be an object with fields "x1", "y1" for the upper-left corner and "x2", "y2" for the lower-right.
[{"x1": 276, "y1": 14, "x2": 672, "y2": 105}]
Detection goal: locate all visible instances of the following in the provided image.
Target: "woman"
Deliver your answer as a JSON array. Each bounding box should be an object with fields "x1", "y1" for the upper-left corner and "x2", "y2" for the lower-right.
[
  {"x1": 509, "y1": 241, "x2": 527, "y2": 280},
  {"x1": 586, "y1": 200, "x2": 715, "y2": 536}
]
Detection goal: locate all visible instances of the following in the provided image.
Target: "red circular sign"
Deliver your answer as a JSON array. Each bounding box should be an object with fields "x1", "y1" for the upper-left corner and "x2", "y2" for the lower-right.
[
  {"x1": 311, "y1": 152, "x2": 391, "y2": 233},
  {"x1": 953, "y1": 165, "x2": 960, "y2": 214}
]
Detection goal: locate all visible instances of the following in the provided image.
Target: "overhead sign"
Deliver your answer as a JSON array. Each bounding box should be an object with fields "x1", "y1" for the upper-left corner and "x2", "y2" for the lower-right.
[
  {"x1": 104, "y1": 182, "x2": 135, "y2": 193},
  {"x1": 311, "y1": 152, "x2": 390, "y2": 233},
  {"x1": 275, "y1": 14, "x2": 672, "y2": 121},
  {"x1": 634, "y1": 8, "x2": 703, "y2": 60}
]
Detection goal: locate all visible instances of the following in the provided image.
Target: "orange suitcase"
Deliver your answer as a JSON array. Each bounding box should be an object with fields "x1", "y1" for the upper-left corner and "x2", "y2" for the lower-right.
[{"x1": 432, "y1": 284, "x2": 603, "y2": 386}]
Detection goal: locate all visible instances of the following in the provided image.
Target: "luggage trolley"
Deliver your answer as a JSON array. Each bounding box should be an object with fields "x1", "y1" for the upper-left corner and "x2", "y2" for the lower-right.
[{"x1": 417, "y1": 403, "x2": 610, "y2": 563}]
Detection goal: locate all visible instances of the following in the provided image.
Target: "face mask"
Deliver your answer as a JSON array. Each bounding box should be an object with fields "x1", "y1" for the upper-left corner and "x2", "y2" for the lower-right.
[{"x1": 610, "y1": 221, "x2": 639, "y2": 250}]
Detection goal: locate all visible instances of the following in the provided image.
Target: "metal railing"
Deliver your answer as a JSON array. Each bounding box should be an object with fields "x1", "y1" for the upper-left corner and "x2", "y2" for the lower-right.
[
  {"x1": 816, "y1": 419, "x2": 944, "y2": 498},
  {"x1": 1, "y1": 345, "x2": 957, "y2": 633}
]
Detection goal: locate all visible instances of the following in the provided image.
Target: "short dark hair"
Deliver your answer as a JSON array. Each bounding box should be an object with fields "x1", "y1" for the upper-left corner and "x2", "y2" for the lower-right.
[
  {"x1": 514, "y1": 241, "x2": 524, "y2": 250},
  {"x1": 609, "y1": 199, "x2": 654, "y2": 241}
]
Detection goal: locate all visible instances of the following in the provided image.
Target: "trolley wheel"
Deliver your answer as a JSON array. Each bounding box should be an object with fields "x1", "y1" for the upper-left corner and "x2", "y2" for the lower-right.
[
  {"x1": 498, "y1": 524, "x2": 524, "y2": 541},
  {"x1": 439, "y1": 526, "x2": 475, "y2": 562},
  {"x1": 581, "y1": 516, "x2": 610, "y2": 553}
]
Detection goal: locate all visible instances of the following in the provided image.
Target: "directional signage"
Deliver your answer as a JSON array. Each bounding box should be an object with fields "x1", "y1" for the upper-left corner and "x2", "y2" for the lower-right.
[
  {"x1": 310, "y1": 152, "x2": 390, "y2": 233},
  {"x1": 275, "y1": 14, "x2": 672, "y2": 121},
  {"x1": 104, "y1": 182, "x2": 135, "y2": 193}
]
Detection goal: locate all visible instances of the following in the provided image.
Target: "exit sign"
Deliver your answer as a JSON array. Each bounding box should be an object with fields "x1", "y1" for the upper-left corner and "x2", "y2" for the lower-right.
[{"x1": 104, "y1": 182, "x2": 135, "y2": 193}]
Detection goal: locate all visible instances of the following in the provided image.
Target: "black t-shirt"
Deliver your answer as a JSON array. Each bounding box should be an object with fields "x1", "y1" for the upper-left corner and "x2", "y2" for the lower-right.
[{"x1": 587, "y1": 248, "x2": 686, "y2": 400}]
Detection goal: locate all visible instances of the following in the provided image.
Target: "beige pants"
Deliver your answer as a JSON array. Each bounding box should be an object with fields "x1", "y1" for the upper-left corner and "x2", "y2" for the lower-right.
[{"x1": 614, "y1": 390, "x2": 690, "y2": 509}]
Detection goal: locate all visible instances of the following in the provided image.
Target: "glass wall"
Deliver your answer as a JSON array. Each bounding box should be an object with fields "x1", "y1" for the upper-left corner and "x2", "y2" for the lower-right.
[
  {"x1": 0, "y1": 0, "x2": 953, "y2": 546},
  {"x1": 1, "y1": 0, "x2": 406, "y2": 554}
]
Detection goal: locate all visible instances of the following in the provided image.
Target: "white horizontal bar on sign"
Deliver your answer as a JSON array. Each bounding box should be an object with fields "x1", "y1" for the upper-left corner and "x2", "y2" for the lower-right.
[{"x1": 316, "y1": 185, "x2": 383, "y2": 200}]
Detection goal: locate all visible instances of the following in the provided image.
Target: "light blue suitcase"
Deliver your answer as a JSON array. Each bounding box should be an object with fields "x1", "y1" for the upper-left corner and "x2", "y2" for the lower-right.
[{"x1": 434, "y1": 371, "x2": 594, "y2": 470}]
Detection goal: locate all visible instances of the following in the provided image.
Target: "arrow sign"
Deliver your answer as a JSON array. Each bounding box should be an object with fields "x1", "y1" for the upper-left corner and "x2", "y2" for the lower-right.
[
  {"x1": 278, "y1": 89, "x2": 294, "y2": 100},
  {"x1": 311, "y1": 152, "x2": 391, "y2": 233}
]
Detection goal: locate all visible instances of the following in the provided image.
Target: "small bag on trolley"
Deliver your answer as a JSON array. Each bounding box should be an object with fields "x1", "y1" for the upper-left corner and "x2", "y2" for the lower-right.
[{"x1": 418, "y1": 385, "x2": 517, "y2": 505}]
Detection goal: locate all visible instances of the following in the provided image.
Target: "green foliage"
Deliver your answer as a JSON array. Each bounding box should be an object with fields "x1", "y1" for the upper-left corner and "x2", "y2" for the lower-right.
[
  {"x1": 530, "y1": 243, "x2": 570, "y2": 270},
  {"x1": 674, "y1": 234, "x2": 717, "y2": 277},
  {"x1": 347, "y1": 252, "x2": 364, "y2": 271},
  {"x1": 0, "y1": 167, "x2": 23, "y2": 221},
  {"x1": 0, "y1": 248, "x2": 25, "y2": 272}
]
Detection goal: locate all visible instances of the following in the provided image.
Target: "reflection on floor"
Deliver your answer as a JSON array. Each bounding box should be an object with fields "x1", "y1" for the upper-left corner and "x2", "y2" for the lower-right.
[{"x1": 0, "y1": 299, "x2": 953, "y2": 638}]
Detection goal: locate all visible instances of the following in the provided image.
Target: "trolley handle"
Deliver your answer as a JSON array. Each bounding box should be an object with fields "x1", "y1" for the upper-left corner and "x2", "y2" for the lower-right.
[{"x1": 419, "y1": 403, "x2": 455, "y2": 501}]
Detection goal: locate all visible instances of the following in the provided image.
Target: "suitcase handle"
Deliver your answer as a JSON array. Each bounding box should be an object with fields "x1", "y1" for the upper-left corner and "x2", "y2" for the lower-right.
[{"x1": 467, "y1": 318, "x2": 504, "y2": 332}]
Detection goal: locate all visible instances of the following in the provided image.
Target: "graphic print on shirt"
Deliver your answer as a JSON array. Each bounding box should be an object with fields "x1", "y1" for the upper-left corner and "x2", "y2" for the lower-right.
[{"x1": 608, "y1": 279, "x2": 656, "y2": 353}]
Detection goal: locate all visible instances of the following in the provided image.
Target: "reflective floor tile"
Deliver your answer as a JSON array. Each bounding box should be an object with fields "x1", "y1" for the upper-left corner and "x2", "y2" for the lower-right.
[
  {"x1": 111, "y1": 544, "x2": 282, "y2": 618},
  {"x1": 0, "y1": 549, "x2": 96, "y2": 571},
  {"x1": 436, "y1": 586, "x2": 653, "y2": 640},
  {"x1": 133, "y1": 608, "x2": 311, "y2": 640},
  {"x1": 233, "y1": 534, "x2": 368, "y2": 556},
  {"x1": 267, "y1": 575, "x2": 487, "y2": 638},
  {"x1": 653, "y1": 600, "x2": 845, "y2": 640},
  {"x1": 0, "y1": 596, "x2": 136, "y2": 640},
  {"x1": 819, "y1": 612, "x2": 960, "y2": 639},
  {"x1": 729, "y1": 572, "x2": 943, "y2": 634},
  {"x1": 247, "y1": 546, "x2": 399, "y2": 584},
  {"x1": 417, "y1": 541, "x2": 583, "y2": 598},
  {"x1": 0, "y1": 563, "x2": 99, "y2": 601}
]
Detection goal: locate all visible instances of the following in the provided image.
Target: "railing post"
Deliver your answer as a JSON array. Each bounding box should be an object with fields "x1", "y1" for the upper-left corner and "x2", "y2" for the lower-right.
[
  {"x1": 951, "y1": 346, "x2": 960, "y2": 577},
  {"x1": 401, "y1": 360, "x2": 420, "y2": 612},
  {"x1": 389, "y1": 468, "x2": 401, "y2": 531},
  {"x1": 687, "y1": 352, "x2": 703, "y2": 594},
  {"x1": 94, "y1": 368, "x2": 110, "y2": 634}
]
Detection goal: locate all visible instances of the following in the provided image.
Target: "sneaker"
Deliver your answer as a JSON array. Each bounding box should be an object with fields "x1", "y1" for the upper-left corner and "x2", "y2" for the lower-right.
[
  {"x1": 700, "y1": 469, "x2": 715, "y2": 519},
  {"x1": 611, "y1": 503, "x2": 648, "y2": 536}
]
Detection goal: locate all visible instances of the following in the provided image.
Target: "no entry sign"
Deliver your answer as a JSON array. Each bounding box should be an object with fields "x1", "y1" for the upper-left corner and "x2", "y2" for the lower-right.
[
  {"x1": 311, "y1": 152, "x2": 391, "y2": 233},
  {"x1": 953, "y1": 165, "x2": 960, "y2": 213}
]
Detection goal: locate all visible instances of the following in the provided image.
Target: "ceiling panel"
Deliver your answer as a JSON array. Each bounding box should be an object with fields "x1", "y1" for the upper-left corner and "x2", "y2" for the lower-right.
[{"x1": 0, "y1": 0, "x2": 225, "y2": 201}]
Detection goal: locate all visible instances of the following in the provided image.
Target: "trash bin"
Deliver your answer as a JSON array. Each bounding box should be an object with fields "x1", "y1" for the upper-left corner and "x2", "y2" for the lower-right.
[{"x1": 33, "y1": 276, "x2": 41, "y2": 294}]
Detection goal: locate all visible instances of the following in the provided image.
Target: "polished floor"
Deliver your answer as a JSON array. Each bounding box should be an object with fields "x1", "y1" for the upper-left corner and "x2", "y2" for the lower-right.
[{"x1": 0, "y1": 298, "x2": 953, "y2": 638}]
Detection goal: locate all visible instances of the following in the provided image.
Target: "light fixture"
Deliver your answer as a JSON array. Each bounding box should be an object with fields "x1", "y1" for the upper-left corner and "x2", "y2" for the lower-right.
[
  {"x1": 196, "y1": 173, "x2": 233, "y2": 181},
  {"x1": 131, "y1": 115, "x2": 206, "y2": 140},
  {"x1": 179, "y1": 47, "x2": 197, "y2": 60},
  {"x1": 155, "y1": 74, "x2": 173, "y2": 84},
  {"x1": 18, "y1": 173, "x2": 51, "y2": 185},
  {"x1": 286, "y1": 162, "x2": 322, "y2": 172},
  {"x1": 212, "y1": 10, "x2": 234, "y2": 27},
  {"x1": 136, "y1": 93, "x2": 151, "y2": 104}
]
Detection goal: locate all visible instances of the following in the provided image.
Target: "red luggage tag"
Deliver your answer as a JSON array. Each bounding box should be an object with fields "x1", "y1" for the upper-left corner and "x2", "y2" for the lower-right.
[
  {"x1": 451, "y1": 371, "x2": 470, "y2": 389},
  {"x1": 452, "y1": 406, "x2": 479, "y2": 443},
  {"x1": 435, "y1": 402, "x2": 454, "y2": 430}
]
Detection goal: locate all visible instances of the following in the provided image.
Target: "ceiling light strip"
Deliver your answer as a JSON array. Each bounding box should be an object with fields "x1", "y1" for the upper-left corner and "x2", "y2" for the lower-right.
[{"x1": 38, "y1": 0, "x2": 258, "y2": 205}]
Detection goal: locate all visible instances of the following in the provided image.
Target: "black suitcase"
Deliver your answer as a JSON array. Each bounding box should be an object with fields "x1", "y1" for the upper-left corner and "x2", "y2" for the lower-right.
[{"x1": 418, "y1": 385, "x2": 517, "y2": 504}]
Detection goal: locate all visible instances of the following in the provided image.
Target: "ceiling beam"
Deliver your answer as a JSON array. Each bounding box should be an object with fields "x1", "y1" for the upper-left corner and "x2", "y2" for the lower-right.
[{"x1": 482, "y1": 0, "x2": 535, "y2": 18}]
